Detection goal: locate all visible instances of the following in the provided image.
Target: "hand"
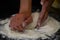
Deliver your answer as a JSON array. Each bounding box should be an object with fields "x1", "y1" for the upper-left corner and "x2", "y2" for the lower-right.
[
  {"x1": 35, "y1": 11, "x2": 48, "y2": 29},
  {"x1": 9, "y1": 13, "x2": 33, "y2": 32},
  {"x1": 35, "y1": 0, "x2": 49, "y2": 29}
]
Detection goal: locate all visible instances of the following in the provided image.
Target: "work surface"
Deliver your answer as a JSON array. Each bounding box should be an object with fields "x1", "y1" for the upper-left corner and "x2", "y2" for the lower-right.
[{"x1": 0, "y1": 12, "x2": 60, "y2": 40}]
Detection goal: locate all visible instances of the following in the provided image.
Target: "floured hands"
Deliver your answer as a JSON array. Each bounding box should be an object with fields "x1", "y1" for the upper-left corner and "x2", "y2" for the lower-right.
[
  {"x1": 36, "y1": 11, "x2": 48, "y2": 29},
  {"x1": 35, "y1": 0, "x2": 49, "y2": 28},
  {"x1": 9, "y1": 13, "x2": 33, "y2": 32}
]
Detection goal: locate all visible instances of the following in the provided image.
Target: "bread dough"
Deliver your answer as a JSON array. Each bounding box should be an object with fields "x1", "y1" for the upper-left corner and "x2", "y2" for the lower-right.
[{"x1": 0, "y1": 12, "x2": 60, "y2": 39}]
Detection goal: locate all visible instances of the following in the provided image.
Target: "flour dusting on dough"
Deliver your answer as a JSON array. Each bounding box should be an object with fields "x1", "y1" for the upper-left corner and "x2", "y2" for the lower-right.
[{"x1": 0, "y1": 12, "x2": 60, "y2": 39}]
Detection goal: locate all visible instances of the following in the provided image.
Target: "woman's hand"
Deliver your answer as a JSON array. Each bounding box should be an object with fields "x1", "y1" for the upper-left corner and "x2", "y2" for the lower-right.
[
  {"x1": 36, "y1": 11, "x2": 48, "y2": 28},
  {"x1": 36, "y1": 0, "x2": 54, "y2": 28},
  {"x1": 9, "y1": 13, "x2": 33, "y2": 32}
]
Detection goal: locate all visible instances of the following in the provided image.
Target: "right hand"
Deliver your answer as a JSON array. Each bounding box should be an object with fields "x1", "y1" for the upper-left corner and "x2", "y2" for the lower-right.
[{"x1": 9, "y1": 13, "x2": 33, "y2": 32}]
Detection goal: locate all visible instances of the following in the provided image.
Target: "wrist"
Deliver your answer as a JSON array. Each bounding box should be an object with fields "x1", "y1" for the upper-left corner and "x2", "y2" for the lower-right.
[{"x1": 19, "y1": 11, "x2": 31, "y2": 19}]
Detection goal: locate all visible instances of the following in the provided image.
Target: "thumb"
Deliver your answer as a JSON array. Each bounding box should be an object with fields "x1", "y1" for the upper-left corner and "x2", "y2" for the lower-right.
[
  {"x1": 22, "y1": 16, "x2": 33, "y2": 27},
  {"x1": 22, "y1": 22, "x2": 27, "y2": 27}
]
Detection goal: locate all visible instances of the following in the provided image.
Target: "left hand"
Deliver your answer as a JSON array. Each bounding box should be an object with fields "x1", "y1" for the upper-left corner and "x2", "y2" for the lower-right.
[
  {"x1": 35, "y1": 0, "x2": 49, "y2": 28},
  {"x1": 36, "y1": 11, "x2": 48, "y2": 28}
]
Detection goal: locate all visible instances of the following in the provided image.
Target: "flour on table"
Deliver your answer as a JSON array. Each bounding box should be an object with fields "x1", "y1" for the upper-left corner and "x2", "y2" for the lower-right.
[{"x1": 0, "y1": 12, "x2": 60, "y2": 39}]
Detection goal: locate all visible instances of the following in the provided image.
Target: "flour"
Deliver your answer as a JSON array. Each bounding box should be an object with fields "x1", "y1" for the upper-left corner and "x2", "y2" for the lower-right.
[{"x1": 0, "y1": 12, "x2": 60, "y2": 39}]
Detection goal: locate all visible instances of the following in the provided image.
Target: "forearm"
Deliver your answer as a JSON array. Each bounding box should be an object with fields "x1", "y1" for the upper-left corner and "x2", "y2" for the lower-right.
[
  {"x1": 41, "y1": 0, "x2": 55, "y2": 14},
  {"x1": 39, "y1": 0, "x2": 55, "y2": 26},
  {"x1": 19, "y1": 0, "x2": 32, "y2": 18}
]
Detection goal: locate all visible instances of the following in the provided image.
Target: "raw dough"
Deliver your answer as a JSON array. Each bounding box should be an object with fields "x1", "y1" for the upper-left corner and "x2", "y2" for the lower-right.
[{"x1": 0, "y1": 12, "x2": 60, "y2": 39}]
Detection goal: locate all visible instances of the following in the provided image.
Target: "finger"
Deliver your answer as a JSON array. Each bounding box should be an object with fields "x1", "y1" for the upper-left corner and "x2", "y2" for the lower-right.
[
  {"x1": 10, "y1": 16, "x2": 21, "y2": 27},
  {"x1": 10, "y1": 22, "x2": 20, "y2": 31},
  {"x1": 11, "y1": 27, "x2": 16, "y2": 31},
  {"x1": 14, "y1": 25, "x2": 24, "y2": 32},
  {"x1": 9, "y1": 24, "x2": 16, "y2": 31},
  {"x1": 37, "y1": 16, "x2": 45, "y2": 27},
  {"x1": 35, "y1": 20, "x2": 41, "y2": 29},
  {"x1": 37, "y1": 16, "x2": 44, "y2": 27},
  {"x1": 18, "y1": 25, "x2": 24, "y2": 32},
  {"x1": 37, "y1": 21, "x2": 41, "y2": 27},
  {"x1": 35, "y1": 13, "x2": 45, "y2": 28},
  {"x1": 22, "y1": 16, "x2": 33, "y2": 26},
  {"x1": 9, "y1": 20, "x2": 17, "y2": 28},
  {"x1": 39, "y1": 12, "x2": 48, "y2": 25},
  {"x1": 9, "y1": 19, "x2": 19, "y2": 31},
  {"x1": 22, "y1": 22, "x2": 27, "y2": 27},
  {"x1": 38, "y1": 12, "x2": 48, "y2": 27},
  {"x1": 35, "y1": 17, "x2": 43, "y2": 29},
  {"x1": 42, "y1": 12, "x2": 48, "y2": 22}
]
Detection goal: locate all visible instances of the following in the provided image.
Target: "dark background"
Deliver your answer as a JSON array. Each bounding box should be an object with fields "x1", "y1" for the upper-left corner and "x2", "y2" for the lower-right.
[
  {"x1": 0, "y1": 0, "x2": 60, "y2": 21},
  {"x1": 0, "y1": 0, "x2": 42, "y2": 19}
]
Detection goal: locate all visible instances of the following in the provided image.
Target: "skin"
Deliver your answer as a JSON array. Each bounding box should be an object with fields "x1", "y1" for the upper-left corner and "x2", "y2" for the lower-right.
[
  {"x1": 9, "y1": 0, "x2": 33, "y2": 32},
  {"x1": 9, "y1": 0, "x2": 54, "y2": 32},
  {"x1": 36, "y1": 0, "x2": 55, "y2": 28}
]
